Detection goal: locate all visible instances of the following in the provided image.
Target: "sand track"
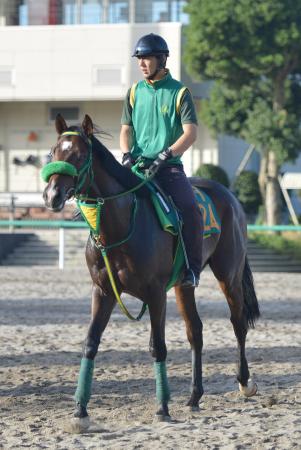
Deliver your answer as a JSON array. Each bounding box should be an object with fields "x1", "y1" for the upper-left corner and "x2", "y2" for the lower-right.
[{"x1": 0, "y1": 268, "x2": 300, "y2": 449}]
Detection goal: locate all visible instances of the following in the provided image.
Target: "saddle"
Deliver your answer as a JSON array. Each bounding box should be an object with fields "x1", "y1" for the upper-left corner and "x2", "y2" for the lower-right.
[
  {"x1": 131, "y1": 163, "x2": 221, "y2": 290},
  {"x1": 131, "y1": 162, "x2": 221, "y2": 238}
]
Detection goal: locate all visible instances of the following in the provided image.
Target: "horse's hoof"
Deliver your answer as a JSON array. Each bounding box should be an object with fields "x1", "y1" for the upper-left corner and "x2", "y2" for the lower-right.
[
  {"x1": 239, "y1": 378, "x2": 258, "y2": 397},
  {"x1": 153, "y1": 413, "x2": 171, "y2": 423},
  {"x1": 63, "y1": 416, "x2": 90, "y2": 434},
  {"x1": 188, "y1": 405, "x2": 200, "y2": 412}
]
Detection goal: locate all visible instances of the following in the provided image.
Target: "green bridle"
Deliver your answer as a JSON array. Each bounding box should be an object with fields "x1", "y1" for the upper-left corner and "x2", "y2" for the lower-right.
[
  {"x1": 41, "y1": 131, "x2": 94, "y2": 194},
  {"x1": 41, "y1": 130, "x2": 149, "y2": 321}
]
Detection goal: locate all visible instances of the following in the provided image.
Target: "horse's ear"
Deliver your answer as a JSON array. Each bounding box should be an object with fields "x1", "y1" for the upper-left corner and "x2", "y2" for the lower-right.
[
  {"x1": 55, "y1": 114, "x2": 68, "y2": 135},
  {"x1": 82, "y1": 114, "x2": 94, "y2": 137}
]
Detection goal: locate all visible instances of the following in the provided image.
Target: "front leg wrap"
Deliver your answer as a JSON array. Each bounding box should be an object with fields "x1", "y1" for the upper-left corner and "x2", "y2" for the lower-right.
[
  {"x1": 74, "y1": 357, "x2": 95, "y2": 407},
  {"x1": 154, "y1": 361, "x2": 170, "y2": 403}
]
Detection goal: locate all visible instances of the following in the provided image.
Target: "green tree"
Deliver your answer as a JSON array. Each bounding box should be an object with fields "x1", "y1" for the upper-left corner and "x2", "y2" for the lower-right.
[
  {"x1": 233, "y1": 170, "x2": 262, "y2": 215},
  {"x1": 194, "y1": 163, "x2": 230, "y2": 187},
  {"x1": 184, "y1": 0, "x2": 301, "y2": 225}
]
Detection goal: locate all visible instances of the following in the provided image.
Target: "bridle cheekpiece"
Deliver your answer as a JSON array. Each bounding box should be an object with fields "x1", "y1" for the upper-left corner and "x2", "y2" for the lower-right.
[{"x1": 41, "y1": 131, "x2": 93, "y2": 194}]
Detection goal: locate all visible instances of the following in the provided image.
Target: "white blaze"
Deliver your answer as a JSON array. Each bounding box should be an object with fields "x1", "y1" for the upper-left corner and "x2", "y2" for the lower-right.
[{"x1": 62, "y1": 141, "x2": 72, "y2": 151}]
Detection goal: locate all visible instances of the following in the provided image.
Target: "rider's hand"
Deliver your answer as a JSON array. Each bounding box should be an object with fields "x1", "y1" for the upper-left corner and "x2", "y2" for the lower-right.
[
  {"x1": 148, "y1": 148, "x2": 173, "y2": 177},
  {"x1": 122, "y1": 152, "x2": 135, "y2": 169}
]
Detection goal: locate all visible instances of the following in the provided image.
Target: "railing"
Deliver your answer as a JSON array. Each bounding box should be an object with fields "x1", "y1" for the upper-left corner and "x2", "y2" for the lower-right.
[
  {"x1": 0, "y1": 220, "x2": 88, "y2": 269},
  {"x1": 0, "y1": 0, "x2": 189, "y2": 27},
  {"x1": 247, "y1": 225, "x2": 301, "y2": 232},
  {"x1": 0, "y1": 220, "x2": 301, "y2": 269},
  {"x1": 1, "y1": 220, "x2": 301, "y2": 231}
]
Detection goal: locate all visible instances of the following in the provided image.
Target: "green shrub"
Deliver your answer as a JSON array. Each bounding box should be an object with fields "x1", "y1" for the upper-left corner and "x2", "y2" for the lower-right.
[
  {"x1": 233, "y1": 170, "x2": 262, "y2": 214},
  {"x1": 194, "y1": 163, "x2": 230, "y2": 188}
]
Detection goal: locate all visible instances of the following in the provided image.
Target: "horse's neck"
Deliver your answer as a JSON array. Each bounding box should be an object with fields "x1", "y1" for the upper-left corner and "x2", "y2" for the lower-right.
[{"x1": 91, "y1": 163, "x2": 124, "y2": 198}]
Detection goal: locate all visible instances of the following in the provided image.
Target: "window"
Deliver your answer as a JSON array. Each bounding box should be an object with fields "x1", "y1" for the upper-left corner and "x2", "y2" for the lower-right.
[
  {"x1": 1, "y1": 0, "x2": 188, "y2": 26},
  {"x1": 108, "y1": 1, "x2": 128, "y2": 23},
  {"x1": 0, "y1": 67, "x2": 14, "y2": 86},
  {"x1": 49, "y1": 106, "x2": 80, "y2": 122},
  {"x1": 19, "y1": 3, "x2": 29, "y2": 26},
  {"x1": 62, "y1": 0, "x2": 78, "y2": 24},
  {"x1": 92, "y1": 65, "x2": 124, "y2": 85},
  {"x1": 81, "y1": 0, "x2": 102, "y2": 24},
  {"x1": 135, "y1": 0, "x2": 188, "y2": 23},
  {"x1": 171, "y1": 1, "x2": 188, "y2": 24},
  {"x1": 152, "y1": 1, "x2": 168, "y2": 22}
]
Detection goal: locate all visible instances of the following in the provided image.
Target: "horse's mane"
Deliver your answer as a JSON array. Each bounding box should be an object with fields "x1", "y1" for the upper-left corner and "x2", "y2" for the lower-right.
[{"x1": 69, "y1": 126, "x2": 149, "y2": 197}]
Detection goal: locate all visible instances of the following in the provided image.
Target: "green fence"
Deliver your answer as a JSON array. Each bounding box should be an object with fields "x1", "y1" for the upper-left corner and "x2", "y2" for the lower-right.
[
  {"x1": 0, "y1": 220, "x2": 87, "y2": 229},
  {"x1": 0, "y1": 220, "x2": 300, "y2": 269},
  {"x1": 0, "y1": 220, "x2": 301, "y2": 232}
]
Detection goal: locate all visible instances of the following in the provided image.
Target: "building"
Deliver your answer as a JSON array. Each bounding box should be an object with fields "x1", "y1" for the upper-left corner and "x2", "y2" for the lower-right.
[{"x1": 0, "y1": 0, "x2": 300, "y2": 201}]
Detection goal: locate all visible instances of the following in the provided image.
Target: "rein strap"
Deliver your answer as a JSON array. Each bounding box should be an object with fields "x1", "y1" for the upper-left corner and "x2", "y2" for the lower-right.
[{"x1": 101, "y1": 248, "x2": 147, "y2": 321}]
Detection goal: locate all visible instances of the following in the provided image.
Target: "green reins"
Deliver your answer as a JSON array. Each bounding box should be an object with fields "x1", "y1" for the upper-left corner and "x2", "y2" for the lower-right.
[{"x1": 41, "y1": 130, "x2": 149, "y2": 321}]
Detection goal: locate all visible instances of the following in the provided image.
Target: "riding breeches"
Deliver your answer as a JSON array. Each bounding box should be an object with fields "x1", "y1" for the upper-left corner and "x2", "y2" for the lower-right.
[{"x1": 155, "y1": 165, "x2": 203, "y2": 275}]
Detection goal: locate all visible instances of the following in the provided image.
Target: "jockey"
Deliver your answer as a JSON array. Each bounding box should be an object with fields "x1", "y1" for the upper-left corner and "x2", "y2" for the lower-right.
[{"x1": 120, "y1": 33, "x2": 202, "y2": 288}]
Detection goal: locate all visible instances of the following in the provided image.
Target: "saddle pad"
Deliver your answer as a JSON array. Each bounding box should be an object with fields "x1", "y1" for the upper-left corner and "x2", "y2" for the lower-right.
[
  {"x1": 153, "y1": 186, "x2": 221, "y2": 291},
  {"x1": 192, "y1": 186, "x2": 221, "y2": 236},
  {"x1": 153, "y1": 186, "x2": 221, "y2": 238}
]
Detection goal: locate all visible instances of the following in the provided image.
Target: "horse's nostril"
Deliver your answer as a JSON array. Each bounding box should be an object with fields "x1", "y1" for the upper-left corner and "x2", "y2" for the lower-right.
[
  {"x1": 52, "y1": 190, "x2": 63, "y2": 206},
  {"x1": 66, "y1": 187, "x2": 75, "y2": 199}
]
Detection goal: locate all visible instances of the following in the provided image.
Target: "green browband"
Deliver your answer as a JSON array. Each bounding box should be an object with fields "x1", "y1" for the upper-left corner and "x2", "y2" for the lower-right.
[{"x1": 41, "y1": 161, "x2": 78, "y2": 182}]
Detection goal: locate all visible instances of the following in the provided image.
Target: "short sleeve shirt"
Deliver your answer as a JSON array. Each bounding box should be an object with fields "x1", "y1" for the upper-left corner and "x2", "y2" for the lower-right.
[{"x1": 121, "y1": 87, "x2": 198, "y2": 127}]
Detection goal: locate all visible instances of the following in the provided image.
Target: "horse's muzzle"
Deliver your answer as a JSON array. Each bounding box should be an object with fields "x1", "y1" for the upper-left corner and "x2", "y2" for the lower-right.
[{"x1": 43, "y1": 181, "x2": 66, "y2": 212}]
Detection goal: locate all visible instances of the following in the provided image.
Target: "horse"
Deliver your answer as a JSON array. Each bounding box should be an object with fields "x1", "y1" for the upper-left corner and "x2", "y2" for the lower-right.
[{"x1": 42, "y1": 114, "x2": 260, "y2": 431}]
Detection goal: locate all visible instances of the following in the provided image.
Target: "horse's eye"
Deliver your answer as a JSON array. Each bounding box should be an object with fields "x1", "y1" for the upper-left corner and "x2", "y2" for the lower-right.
[{"x1": 47, "y1": 147, "x2": 54, "y2": 162}]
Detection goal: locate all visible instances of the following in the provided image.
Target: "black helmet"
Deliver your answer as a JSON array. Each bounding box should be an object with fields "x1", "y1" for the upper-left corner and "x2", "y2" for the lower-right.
[{"x1": 132, "y1": 33, "x2": 169, "y2": 57}]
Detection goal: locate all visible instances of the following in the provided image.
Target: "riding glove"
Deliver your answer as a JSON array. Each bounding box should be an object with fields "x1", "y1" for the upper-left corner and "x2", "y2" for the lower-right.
[
  {"x1": 148, "y1": 148, "x2": 173, "y2": 176},
  {"x1": 122, "y1": 152, "x2": 135, "y2": 168}
]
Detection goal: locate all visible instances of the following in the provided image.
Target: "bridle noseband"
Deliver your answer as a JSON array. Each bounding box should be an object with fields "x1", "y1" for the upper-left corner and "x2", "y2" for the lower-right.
[{"x1": 41, "y1": 131, "x2": 94, "y2": 195}]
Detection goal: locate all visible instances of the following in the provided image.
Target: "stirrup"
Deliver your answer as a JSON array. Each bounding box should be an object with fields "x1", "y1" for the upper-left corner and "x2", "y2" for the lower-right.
[{"x1": 181, "y1": 269, "x2": 199, "y2": 288}]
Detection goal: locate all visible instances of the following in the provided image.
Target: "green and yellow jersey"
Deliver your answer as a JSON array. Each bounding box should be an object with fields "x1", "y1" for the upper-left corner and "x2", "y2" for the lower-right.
[{"x1": 121, "y1": 71, "x2": 198, "y2": 163}]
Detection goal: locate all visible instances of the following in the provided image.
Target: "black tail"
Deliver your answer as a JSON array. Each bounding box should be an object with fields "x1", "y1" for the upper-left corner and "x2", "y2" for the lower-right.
[{"x1": 242, "y1": 257, "x2": 260, "y2": 329}]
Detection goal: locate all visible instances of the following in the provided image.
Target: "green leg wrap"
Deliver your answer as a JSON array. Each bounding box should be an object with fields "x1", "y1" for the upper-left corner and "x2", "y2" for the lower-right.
[
  {"x1": 74, "y1": 357, "x2": 94, "y2": 407},
  {"x1": 154, "y1": 361, "x2": 170, "y2": 403}
]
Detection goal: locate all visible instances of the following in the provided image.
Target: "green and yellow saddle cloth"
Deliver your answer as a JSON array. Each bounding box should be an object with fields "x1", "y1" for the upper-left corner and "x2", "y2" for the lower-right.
[{"x1": 77, "y1": 169, "x2": 221, "y2": 292}]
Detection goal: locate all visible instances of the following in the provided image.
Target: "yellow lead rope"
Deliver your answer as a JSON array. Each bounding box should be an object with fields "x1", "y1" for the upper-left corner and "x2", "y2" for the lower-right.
[{"x1": 100, "y1": 249, "x2": 147, "y2": 321}]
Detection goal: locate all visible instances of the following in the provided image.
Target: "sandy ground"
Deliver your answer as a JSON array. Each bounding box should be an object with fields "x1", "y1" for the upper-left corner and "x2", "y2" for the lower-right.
[{"x1": 0, "y1": 266, "x2": 300, "y2": 450}]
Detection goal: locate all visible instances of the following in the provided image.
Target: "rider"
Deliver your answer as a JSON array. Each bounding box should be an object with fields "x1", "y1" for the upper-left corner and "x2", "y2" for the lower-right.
[{"x1": 120, "y1": 33, "x2": 202, "y2": 288}]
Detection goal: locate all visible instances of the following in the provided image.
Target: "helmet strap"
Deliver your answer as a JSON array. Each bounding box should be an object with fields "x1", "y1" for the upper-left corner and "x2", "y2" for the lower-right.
[{"x1": 147, "y1": 55, "x2": 167, "y2": 80}]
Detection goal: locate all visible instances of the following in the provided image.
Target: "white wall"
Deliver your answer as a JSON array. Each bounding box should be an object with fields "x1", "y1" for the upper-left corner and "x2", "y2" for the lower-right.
[
  {"x1": 0, "y1": 100, "x2": 123, "y2": 147},
  {"x1": 0, "y1": 21, "x2": 219, "y2": 189},
  {"x1": 0, "y1": 22, "x2": 182, "y2": 101},
  {"x1": 0, "y1": 97, "x2": 205, "y2": 190},
  {"x1": 0, "y1": 99, "x2": 124, "y2": 191}
]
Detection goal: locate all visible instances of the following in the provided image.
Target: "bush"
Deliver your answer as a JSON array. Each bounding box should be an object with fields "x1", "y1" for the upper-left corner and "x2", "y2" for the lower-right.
[
  {"x1": 194, "y1": 163, "x2": 230, "y2": 188},
  {"x1": 233, "y1": 170, "x2": 262, "y2": 214}
]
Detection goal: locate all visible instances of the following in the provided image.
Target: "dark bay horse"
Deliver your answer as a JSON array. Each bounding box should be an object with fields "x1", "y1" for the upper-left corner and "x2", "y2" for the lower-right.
[{"x1": 43, "y1": 114, "x2": 260, "y2": 431}]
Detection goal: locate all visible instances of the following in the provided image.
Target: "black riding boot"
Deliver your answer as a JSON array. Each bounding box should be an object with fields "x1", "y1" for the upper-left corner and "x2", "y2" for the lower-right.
[{"x1": 155, "y1": 165, "x2": 203, "y2": 288}]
